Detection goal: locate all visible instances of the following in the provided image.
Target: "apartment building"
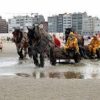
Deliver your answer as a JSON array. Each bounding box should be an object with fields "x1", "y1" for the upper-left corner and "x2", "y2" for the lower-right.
[
  {"x1": 57, "y1": 14, "x2": 64, "y2": 32},
  {"x1": 8, "y1": 15, "x2": 33, "y2": 32},
  {"x1": 63, "y1": 13, "x2": 72, "y2": 32},
  {"x1": 8, "y1": 14, "x2": 45, "y2": 32},
  {"x1": 82, "y1": 16, "x2": 94, "y2": 35},
  {"x1": 93, "y1": 17, "x2": 100, "y2": 34},
  {"x1": 48, "y1": 16, "x2": 58, "y2": 32},
  {"x1": 48, "y1": 12, "x2": 100, "y2": 35},
  {"x1": 0, "y1": 16, "x2": 8, "y2": 33},
  {"x1": 72, "y1": 12, "x2": 87, "y2": 34}
]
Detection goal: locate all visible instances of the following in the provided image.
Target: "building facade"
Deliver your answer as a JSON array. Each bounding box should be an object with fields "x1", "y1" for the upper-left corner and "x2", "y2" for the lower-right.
[
  {"x1": 48, "y1": 12, "x2": 100, "y2": 36},
  {"x1": 82, "y1": 16, "x2": 94, "y2": 35},
  {"x1": 82, "y1": 17, "x2": 100, "y2": 35},
  {"x1": 8, "y1": 16, "x2": 33, "y2": 32},
  {"x1": 48, "y1": 16, "x2": 58, "y2": 32},
  {"x1": 72, "y1": 12, "x2": 87, "y2": 34},
  {"x1": 63, "y1": 13, "x2": 72, "y2": 32},
  {"x1": 93, "y1": 17, "x2": 100, "y2": 34},
  {"x1": 57, "y1": 14, "x2": 64, "y2": 32},
  {"x1": 0, "y1": 17, "x2": 8, "y2": 33},
  {"x1": 8, "y1": 14, "x2": 45, "y2": 32}
]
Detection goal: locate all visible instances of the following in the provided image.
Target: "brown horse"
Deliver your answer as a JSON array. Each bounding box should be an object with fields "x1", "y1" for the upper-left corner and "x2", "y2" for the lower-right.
[
  {"x1": 12, "y1": 28, "x2": 29, "y2": 59},
  {"x1": 27, "y1": 24, "x2": 54, "y2": 67}
]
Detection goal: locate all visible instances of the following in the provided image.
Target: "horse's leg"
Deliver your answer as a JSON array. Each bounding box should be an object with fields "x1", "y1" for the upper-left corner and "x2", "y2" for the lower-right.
[
  {"x1": 39, "y1": 52, "x2": 44, "y2": 67},
  {"x1": 28, "y1": 46, "x2": 33, "y2": 58},
  {"x1": 33, "y1": 50, "x2": 39, "y2": 66},
  {"x1": 23, "y1": 48, "x2": 27, "y2": 58},
  {"x1": 80, "y1": 47, "x2": 88, "y2": 59},
  {"x1": 17, "y1": 48, "x2": 24, "y2": 59},
  {"x1": 0, "y1": 48, "x2": 2, "y2": 52}
]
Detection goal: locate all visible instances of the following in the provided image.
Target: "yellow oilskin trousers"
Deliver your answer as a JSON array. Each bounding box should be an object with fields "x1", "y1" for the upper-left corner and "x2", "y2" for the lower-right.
[
  {"x1": 64, "y1": 37, "x2": 79, "y2": 53},
  {"x1": 88, "y1": 39, "x2": 100, "y2": 54}
]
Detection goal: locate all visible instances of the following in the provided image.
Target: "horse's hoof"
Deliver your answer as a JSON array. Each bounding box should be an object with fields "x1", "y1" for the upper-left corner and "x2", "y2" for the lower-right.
[
  {"x1": 39, "y1": 64, "x2": 44, "y2": 68},
  {"x1": 19, "y1": 57, "x2": 23, "y2": 60},
  {"x1": 34, "y1": 63, "x2": 40, "y2": 67}
]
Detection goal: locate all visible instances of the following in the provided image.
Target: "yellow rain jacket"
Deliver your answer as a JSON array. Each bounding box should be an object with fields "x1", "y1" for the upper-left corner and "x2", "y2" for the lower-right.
[
  {"x1": 64, "y1": 32, "x2": 79, "y2": 53},
  {"x1": 88, "y1": 36, "x2": 100, "y2": 54}
]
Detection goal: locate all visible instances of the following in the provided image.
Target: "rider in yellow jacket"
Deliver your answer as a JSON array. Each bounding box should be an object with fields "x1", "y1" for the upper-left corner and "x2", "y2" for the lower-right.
[
  {"x1": 64, "y1": 32, "x2": 79, "y2": 53},
  {"x1": 88, "y1": 35, "x2": 100, "y2": 55}
]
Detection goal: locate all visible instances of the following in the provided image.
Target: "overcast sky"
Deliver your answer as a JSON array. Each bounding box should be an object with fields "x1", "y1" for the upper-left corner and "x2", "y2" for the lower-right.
[{"x1": 0, "y1": 0, "x2": 99, "y2": 20}]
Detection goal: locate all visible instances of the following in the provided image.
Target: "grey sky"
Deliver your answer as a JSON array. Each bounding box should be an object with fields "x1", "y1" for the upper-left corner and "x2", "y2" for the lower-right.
[{"x1": 0, "y1": 0, "x2": 99, "y2": 20}]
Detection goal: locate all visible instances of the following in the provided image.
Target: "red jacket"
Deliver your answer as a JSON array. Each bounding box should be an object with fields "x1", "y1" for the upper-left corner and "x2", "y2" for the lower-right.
[{"x1": 53, "y1": 37, "x2": 61, "y2": 47}]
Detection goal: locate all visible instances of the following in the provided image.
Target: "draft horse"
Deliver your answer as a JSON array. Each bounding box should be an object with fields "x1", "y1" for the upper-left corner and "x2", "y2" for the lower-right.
[
  {"x1": 27, "y1": 25, "x2": 53, "y2": 67},
  {"x1": 12, "y1": 28, "x2": 29, "y2": 59}
]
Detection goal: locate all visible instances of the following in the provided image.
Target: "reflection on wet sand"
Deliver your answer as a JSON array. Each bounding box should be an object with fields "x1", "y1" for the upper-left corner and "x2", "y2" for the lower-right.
[
  {"x1": 64, "y1": 72, "x2": 83, "y2": 79},
  {"x1": 16, "y1": 71, "x2": 83, "y2": 79},
  {"x1": 16, "y1": 73, "x2": 30, "y2": 77},
  {"x1": 48, "y1": 71, "x2": 83, "y2": 79},
  {"x1": 49, "y1": 72, "x2": 61, "y2": 78},
  {"x1": 15, "y1": 70, "x2": 100, "y2": 79},
  {"x1": 33, "y1": 71, "x2": 45, "y2": 79}
]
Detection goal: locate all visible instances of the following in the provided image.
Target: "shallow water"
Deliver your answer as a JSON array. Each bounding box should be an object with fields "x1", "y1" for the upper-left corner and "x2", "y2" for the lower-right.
[{"x1": 0, "y1": 57, "x2": 100, "y2": 79}]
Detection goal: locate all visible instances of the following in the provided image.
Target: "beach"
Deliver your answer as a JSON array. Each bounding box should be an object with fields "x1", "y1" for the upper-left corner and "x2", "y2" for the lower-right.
[
  {"x1": 0, "y1": 41, "x2": 100, "y2": 100},
  {"x1": 0, "y1": 76, "x2": 100, "y2": 100}
]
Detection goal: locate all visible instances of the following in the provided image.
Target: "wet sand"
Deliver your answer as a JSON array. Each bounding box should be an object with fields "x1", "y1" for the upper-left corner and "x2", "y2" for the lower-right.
[
  {"x1": 0, "y1": 41, "x2": 17, "y2": 58},
  {"x1": 0, "y1": 42, "x2": 100, "y2": 100},
  {"x1": 0, "y1": 76, "x2": 100, "y2": 100}
]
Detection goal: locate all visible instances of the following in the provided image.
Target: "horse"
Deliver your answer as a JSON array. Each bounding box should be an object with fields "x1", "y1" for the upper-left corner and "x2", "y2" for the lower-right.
[
  {"x1": 12, "y1": 28, "x2": 29, "y2": 59},
  {"x1": 27, "y1": 24, "x2": 54, "y2": 67}
]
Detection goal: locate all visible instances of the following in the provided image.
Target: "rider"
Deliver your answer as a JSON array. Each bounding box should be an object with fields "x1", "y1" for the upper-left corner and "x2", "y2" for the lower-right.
[
  {"x1": 64, "y1": 32, "x2": 79, "y2": 54},
  {"x1": 88, "y1": 35, "x2": 100, "y2": 57},
  {"x1": 65, "y1": 28, "x2": 72, "y2": 42}
]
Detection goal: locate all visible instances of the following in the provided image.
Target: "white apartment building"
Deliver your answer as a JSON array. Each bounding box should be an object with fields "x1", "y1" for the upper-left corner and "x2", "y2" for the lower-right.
[
  {"x1": 82, "y1": 16, "x2": 100, "y2": 35},
  {"x1": 48, "y1": 12, "x2": 100, "y2": 35},
  {"x1": 8, "y1": 16, "x2": 33, "y2": 32},
  {"x1": 63, "y1": 13, "x2": 72, "y2": 32},
  {"x1": 93, "y1": 17, "x2": 100, "y2": 34},
  {"x1": 82, "y1": 16, "x2": 94, "y2": 35},
  {"x1": 8, "y1": 15, "x2": 45, "y2": 32},
  {"x1": 48, "y1": 15, "x2": 58, "y2": 32}
]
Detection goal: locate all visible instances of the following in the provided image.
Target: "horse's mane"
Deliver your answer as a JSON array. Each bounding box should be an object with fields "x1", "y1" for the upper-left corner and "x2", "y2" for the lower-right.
[
  {"x1": 39, "y1": 27, "x2": 48, "y2": 36},
  {"x1": 27, "y1": 25, "x2": 47, "y2": 41},
  {"x1": 27, "y1": 27, "x2": 35, "y2": 39},
  {"x1": 12, "y1": 29, "x2": 23, "y2": 43}
]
